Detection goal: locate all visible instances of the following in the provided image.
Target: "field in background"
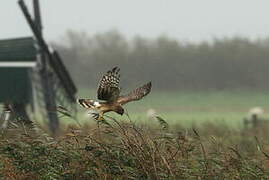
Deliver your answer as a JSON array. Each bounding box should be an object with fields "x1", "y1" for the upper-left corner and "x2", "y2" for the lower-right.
[{"x1": 77, "y1": 89, "x2": 269, "y2": 128}]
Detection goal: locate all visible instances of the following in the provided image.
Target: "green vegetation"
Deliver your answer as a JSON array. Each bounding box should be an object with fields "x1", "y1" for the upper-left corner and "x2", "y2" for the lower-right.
[
  {"x1": 1, "y1": 90, "x2": 269, "y2": 179},
  {"x1": 0, "y1": 117, "x2": 269, "y2": 179}
]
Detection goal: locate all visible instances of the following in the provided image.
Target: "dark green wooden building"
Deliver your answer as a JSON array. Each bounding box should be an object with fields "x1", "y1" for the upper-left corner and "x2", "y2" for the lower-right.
[{"x1": 0, "y1": 37, "x2": 37, "y2": 104}]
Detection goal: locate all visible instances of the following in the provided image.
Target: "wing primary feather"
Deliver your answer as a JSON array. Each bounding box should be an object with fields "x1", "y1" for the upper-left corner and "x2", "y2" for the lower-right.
[{"x1": 117, "y1": 81, "x2": 152, "y2": 105}]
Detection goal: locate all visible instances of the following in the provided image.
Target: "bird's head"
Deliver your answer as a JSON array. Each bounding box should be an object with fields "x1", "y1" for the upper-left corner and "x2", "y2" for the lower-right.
[{"x1": 116, "y1": 107, "x2": 124, "y2": 115}]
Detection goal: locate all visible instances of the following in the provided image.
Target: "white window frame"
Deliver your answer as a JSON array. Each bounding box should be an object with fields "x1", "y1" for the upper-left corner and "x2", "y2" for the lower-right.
[{"x1": 0, "y1": 61, "x2": 36, "y2": 67}]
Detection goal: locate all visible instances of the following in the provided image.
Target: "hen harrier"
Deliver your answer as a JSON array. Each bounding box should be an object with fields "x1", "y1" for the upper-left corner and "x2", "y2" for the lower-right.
[{"x1": 78, "y1": 67, "x2": 152, "y2": 120}]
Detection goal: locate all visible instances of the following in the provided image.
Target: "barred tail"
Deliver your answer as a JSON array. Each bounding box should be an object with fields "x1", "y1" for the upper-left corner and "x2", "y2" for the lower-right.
[{"x1": 77, "y1": 99, "x2": 96, "y2": 109}]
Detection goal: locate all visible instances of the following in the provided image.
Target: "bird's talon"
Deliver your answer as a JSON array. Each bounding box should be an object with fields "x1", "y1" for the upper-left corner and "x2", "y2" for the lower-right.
[
  {"x1": 91, "y1": 113, "x2": 104, "y2": 121},
  {"x1": 90, "y1": 112, "x2": 99, "y2": 120},
  {"x1": 97, "y1": 115, "x2": 104, "y2": 121}
]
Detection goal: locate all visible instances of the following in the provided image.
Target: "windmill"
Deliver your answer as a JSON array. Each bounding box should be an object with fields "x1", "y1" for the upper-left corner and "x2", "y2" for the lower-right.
[{"x1": 0, "y1": 0, "x2": 77, "y2": 135}]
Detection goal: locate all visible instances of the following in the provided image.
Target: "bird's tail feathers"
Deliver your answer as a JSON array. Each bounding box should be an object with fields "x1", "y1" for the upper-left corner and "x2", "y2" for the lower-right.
[{"x1": 77, "y1": 99, "x2": 99, "y2": 109}]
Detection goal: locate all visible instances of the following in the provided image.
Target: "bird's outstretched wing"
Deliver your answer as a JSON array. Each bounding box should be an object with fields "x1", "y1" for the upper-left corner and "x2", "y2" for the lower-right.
[
  {"x1": 117, "y1": 82, "x2": 152, "y2": 105},
  {"x1": 97, "y1": 67, "x2": 121, "y2": 102}
]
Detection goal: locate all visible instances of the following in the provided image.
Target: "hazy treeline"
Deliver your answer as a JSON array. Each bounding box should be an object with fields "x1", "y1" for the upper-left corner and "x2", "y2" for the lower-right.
[{"x1": 53, "y1": 30, "x2": 269, "y2": 91}]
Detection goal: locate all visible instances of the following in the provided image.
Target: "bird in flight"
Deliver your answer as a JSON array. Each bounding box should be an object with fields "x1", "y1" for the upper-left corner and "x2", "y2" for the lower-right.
[{"x1": 78, "y1": 67, "x2": 152, "y2": 120}]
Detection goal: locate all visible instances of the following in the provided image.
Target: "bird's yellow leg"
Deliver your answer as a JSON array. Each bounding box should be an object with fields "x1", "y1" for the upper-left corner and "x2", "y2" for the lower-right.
[{"x1": 97, "y1": 112, "x2": 104, "y2": 121}]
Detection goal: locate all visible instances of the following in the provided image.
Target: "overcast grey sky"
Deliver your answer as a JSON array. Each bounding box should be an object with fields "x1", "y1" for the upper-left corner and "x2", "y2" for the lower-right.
[{"x1": 1, "y1": 0, "x2": 269, "y2": 42}]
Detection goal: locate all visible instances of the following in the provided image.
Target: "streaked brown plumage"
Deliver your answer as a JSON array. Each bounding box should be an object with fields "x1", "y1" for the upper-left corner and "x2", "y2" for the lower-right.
[{"x1": 78, "y1": 67, "x2": 152, "y2": 119}]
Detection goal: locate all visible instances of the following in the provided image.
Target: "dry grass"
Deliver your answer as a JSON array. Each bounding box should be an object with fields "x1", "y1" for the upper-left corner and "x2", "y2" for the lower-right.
[{"x1": 0, "y1": 116, "x2": 269, "y2": 179}]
